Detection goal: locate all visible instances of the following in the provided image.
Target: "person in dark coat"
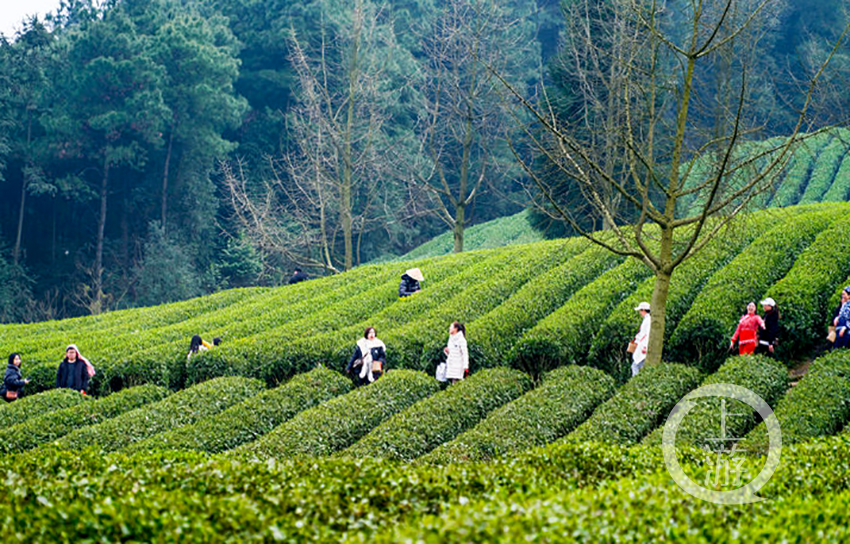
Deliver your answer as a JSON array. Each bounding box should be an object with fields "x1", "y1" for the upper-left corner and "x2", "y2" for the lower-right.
[
  {"x1": 56, "y1": 345, "x2": 90, "y2": 393},
  {"x1": 346, "y1": 327, "x2": 387, "y2": 385},
  {"x1": 0, "y1": 353, "x2": 29, "y2": 402},
  {"x1": 288, "y1": 268, "x2": 309, "y2": 285},
  {"x1": 756, "y1": 298, "x2": 779, "y2": 357},
  {"x1": 398, "y1": 268, "x2": 424, "y2": 298}
]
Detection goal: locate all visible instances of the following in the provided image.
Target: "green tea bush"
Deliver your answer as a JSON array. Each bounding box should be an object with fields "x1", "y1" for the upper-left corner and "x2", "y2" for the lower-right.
[
  {"x1": 770, "y1": 131, "x2": 833, "y2": 207},
  {"x1": 188, "y1": 249, "x2": 501, "y2": 386},
  {"x1": 421, "y1": 365, "x2": 616, "y2": 464},
  {"x1": 510, "y1": 258, "x2": 653, "y2": 378},
  {"x1": 588, "y1": 211, "x2": 785, "y2": 382},
  {"x1": 125, "y1": 367, "x2": 351, "y2": 454},
  {"x1": 233, "y1": 370, "x2": 439, "y2": 459},
  {"x1": 50, "y1": 377, "x2": 264, "y2": 453},
  {"x1": 762, "y1": 212, "x2": 850, "y2": 359},
  {"x1": 642, "y1": 354, "x2": 787, "y2": 447},
  {"x1": 566, "y1": 363, "x2": 702, "y2": 445},
  {"x1": 469, "y1": 245, "x2": 621, "y2": 366},
  {"x1": 799, "y1": 132, "x2": 850, "y2": 204},
  {"x1": 0, "y1": 388, "x2": 85, "y2": 429},
  {"x1": 742, "y1": 350, "x2": 850, "y2": 452},
  {"x1": 823, "y1": 152, "x2": 850, "y2": 202},
  {"x1": 384, "y1": 240, "x2": 586, "y2": 371},
  {"x1": 0, "y1": 384, "x2": 170, "y2": 454},
  {"x1": 668, "y1": 207, "x2": 839, "y2": 372},
  {"x1": 340, "y1": 367, "x2": 532, "y2": 462}
]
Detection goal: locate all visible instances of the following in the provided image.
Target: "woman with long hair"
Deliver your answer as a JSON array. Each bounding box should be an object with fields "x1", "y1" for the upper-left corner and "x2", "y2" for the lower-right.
[{"x1": 443, "y1": 321, "x2": 469, "y2": 383}]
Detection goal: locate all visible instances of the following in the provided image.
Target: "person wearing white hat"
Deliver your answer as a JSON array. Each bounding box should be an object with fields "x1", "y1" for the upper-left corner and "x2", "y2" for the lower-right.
[
  {"x1": 399, "y1": 268, "x2": 424, "y2": 298},
  {"x1": 631, "y1": 302, "x2": 651, "y2": 376},
  {"x1": 756, "y1": 298, "x2": 779, "y2": 357}
]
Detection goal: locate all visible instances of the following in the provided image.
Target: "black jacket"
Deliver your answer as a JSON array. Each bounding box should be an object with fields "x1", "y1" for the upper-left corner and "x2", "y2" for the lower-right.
[
  {"x1": 760, "y1": 308, "x2": 779, "y2": 345},
  {"x1": 56, "y1": 360, "x2": 89, "y2": 392},
  {"x1": 0, "y1": 364, "x2": 26, "y2": 396},
  {"x1": 288, "y1": 271, "x2": 309, "y2": 285},
  {"x1": 398, "y1": 274, "x2": 421, "y2": 297},
  {"x1": 346, "y1": 344, "x2": 387, "y2": 373}
]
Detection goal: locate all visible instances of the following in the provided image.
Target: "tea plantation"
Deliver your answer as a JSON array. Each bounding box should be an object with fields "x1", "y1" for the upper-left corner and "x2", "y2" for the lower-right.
[{"x1": 2, "y1": 201, "x2": 850, "y2": 541}]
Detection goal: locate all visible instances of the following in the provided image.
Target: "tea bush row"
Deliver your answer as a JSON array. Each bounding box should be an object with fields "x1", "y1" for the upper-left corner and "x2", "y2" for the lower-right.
[
  {"x1": 421, "y1": 365, "x2": 616, "y2": 464},
  {"x1": 340, "y1": 367, "x2": 532, "y2": 462},
  {"x1": 48, "y1": 376, "x2": 264, "y2": 453},
  {"x1": 125, "y1": 366, "x2": 350, "y2": 454}
]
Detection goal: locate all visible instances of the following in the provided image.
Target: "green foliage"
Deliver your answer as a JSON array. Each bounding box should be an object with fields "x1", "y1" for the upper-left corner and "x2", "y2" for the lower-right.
[
  {"x1": 0, "y1": 384, "x2": 169, "y2": 454},
  {"x1": 770, "y1": 132, "x2": 833, "y2": 207},
  {"x1": 742, "y1": 350, "x2": 850, "y2": 452},
  {"x1": 510, "y1": 258, "x2": 653, "y2": 378},
  {"x1": 668, "y1": 206, "x2": 840, "y2": 372},
  {"x1": 589, "y1": 211, "x2": 785, "y2": 382},
  {"x1": 48, "y1": 376, "x2": 264, "y2": 453},
  {"x1": 133, "y1": 222, "x2": 202, "y2": 306},
  {"x1": 642, "y1": 354, "x2": 787, "y2": 447},
  {"x1": 399, "y1": 210, "x2": 544, "y2": 260},
  {"x1": 124, "y1": 366, "x2": 350, "y2": 454},
  {"x1": 799, "y1": 131, "x2": 850, "y2": 204},
  {"x1": 421, "y1": 365, "x2": 615, "y2": 464},
  {"x1": 822, "y1": 152, "x2": 850, "y2": 202},
  {"x1": 469, "y1": 245, "x2": 621, "y2": 366},
  {"x1": 233, "y1": 369, "x2": 439, "y2": 459},
  {"x1": 0, "y1": 388, "x2": 84, "y2": 429},
  {"x1": 340, "y1": 367, "x2": 532, "y2": 462},
  {"x1": 566, "y1": 363, "x2": 702, "y2": 445},
  {"x1": 763, "y1": 214, "x2": 850, "y2": 360}
]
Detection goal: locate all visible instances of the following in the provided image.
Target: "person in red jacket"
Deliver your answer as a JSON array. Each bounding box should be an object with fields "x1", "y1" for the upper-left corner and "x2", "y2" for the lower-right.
[{"x1": 730, "y1": 302, "x2": 765, "y2": 355}]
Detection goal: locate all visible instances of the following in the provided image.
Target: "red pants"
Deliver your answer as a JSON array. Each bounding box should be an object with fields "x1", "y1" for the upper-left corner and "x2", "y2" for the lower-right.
[{"x1": 738, "y1": 329, "x2": 757, "y2": 355}]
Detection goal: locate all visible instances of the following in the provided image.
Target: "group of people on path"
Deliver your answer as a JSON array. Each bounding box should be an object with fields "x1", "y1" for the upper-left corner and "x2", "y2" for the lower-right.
[
  {"x1": 0, "y1": 345, "x2": 96, "y2": 403},
  {"x1": 345, "y1": 321, "x2": 468, "y2": 386},
  {"x1": 630, "y1": 296, "x2": 781, "y2": 377}
]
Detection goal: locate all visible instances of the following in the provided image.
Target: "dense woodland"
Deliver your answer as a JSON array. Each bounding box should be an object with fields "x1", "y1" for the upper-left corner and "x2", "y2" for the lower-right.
[{"x1": 0, "y1": 0, "x2": 847, "y2": 321}]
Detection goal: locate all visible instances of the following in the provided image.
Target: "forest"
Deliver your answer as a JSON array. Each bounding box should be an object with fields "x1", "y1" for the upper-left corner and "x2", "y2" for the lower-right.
[{"x1": 0, "y1": 0, "x2": 847, "y2": 322}]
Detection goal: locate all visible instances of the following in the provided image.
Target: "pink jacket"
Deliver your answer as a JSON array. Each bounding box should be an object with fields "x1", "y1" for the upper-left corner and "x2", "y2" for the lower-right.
[{"x1": 731, "y1": 314, "x2": 765, "y2": 343}]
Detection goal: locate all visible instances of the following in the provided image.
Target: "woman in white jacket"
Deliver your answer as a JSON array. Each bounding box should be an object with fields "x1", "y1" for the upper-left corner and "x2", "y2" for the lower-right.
[
  {"x1": 443, "y1": 321, "x2": 469, "y2": 383},
  {"x1": 631, "y1": 302, "x2": 651, "y2": 377}
]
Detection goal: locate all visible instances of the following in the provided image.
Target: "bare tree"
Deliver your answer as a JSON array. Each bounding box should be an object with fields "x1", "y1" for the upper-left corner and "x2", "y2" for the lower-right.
[
  {"x1": 498, "y1": 0, "x2": 849, "y2": 365},
  {"x1": 411, "y1": 0, "x2": 539, "y2": 253},
  {"x1": 223, "y1": 0, "x2": 411, "y2": 272}
]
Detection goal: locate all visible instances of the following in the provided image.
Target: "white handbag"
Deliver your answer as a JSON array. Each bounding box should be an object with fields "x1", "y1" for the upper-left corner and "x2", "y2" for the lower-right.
[{"x1": 435, "y1": 362, "x2": 448, "y2": 382}]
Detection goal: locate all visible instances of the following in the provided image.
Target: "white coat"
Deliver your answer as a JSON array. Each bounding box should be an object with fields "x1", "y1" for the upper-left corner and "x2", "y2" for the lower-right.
[
  {"x1": 633, "y1": 313, "x2": 651, "y2": 364},
  {"x1": 445, "y1": 331, "x2": 469, "y2": 380}
]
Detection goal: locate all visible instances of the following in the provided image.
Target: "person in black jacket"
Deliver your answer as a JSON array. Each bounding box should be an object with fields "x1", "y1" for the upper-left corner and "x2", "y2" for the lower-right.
[
  {"x1": 346, "y1": 327, "x2": 388, "y2": 385},
  {"x1": 0, "y1": 353, "x2": 29, "y2": 402},
  {"x1": 756, "y1": 297, "x2": 780, "y2": 357},
  {"x1": 398, "y1": 268, "x2": 424, "y2": 298},
  {"x1": 288, "y1": 269, "x2": 309, "y2": 285},
  {"x1": 56, "y1": 345, "x2": 90, "y2": 393}
]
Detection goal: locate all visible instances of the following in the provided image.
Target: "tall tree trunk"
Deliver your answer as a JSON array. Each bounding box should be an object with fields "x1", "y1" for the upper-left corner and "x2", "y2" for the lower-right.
[
  {"x1": 454, "y1": 109, "x2": 474, "y2": 254},
  {"x1": 13, "y1": 111, "x2": 33, "y2": 265},
  {"x1": 161, "y1": 128, "x2": 175, "y2": 229},
  {"x1": 646, "y1": 226, "x2": 675, "y2": 366},
  {"x1": 341, "y1": 23, "x2": 361, "y2": 272},
  {"x1": 94, "y1": 156, "x2": 110, "y2": 315}
]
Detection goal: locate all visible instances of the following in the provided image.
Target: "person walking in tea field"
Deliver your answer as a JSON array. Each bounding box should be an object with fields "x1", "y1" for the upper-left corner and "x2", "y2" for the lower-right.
[
  {"x1": 444, "y1": 321, "x2": 469, "y2": 383},
  {"x1": 346, "y1": 327, "x2": 387, "y2": 385},
  {"x1": 1, "y1": 353, "x2": 29, "y2": 402},
  {"x1": 631, "y1": 302, "x2": 651, "y2": 376},
  {"x1": 730, "y1": 302, "x2": 765, "y2": 355},
  {"x1": 56, "y1": 344, "x2": 94, "y2": 394},
  {"x1": 756, "y1": 298, "x2": 780, "y2": 357},
  {"x1": 399, "y1": 268, "x2": 424, "y2": 298}
]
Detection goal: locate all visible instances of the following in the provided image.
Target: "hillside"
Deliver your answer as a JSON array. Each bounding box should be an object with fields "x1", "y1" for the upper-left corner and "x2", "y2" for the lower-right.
[{"x1": 2, "y1": 201, "x2": 850, "y2": 540}]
